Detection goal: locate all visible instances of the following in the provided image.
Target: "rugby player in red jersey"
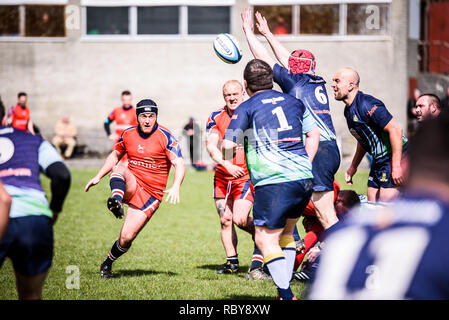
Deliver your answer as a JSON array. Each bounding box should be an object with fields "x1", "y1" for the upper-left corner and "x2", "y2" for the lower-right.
[
  {"x1": 6, "y1": 92, "x2": 35, "y2": 134},
  {"x1": 104, "y1": 91, "x2": 138, "y2": 164},
  {"x1": 206, "y1": 80, "x2": 268, "y2": 279},
  {"x1": 85, "y1": 99, "x2": 185, "y2": 278}
]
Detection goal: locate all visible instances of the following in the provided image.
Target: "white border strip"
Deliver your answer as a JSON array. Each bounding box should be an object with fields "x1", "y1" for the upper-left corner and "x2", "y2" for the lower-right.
[
  {"x1": 0, "y1": 0, "x2": 68, "y2": 4},
  {"x1": 81, "y1": 0, "x2": 235, "y2": 6},
  {"x1": 249, "y1": 0, "x2": 391, "y2": 4}
]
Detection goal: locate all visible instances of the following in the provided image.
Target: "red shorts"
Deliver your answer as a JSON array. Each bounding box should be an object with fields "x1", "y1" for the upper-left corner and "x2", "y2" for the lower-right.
[
  {"x1": 213, "y1": 176, "x2": 254, "y2": 202},
  {"x1": 124, "y1": 182, "x2": 160, "y2": 219}
]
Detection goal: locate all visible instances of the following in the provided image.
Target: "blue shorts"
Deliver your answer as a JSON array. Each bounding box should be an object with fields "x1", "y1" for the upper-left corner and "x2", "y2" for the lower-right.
[
  {"x1": 368, "y1": 144, "x2": 408, "y2": 189},
  {"x1": 253, "y1": 179, "x2": 313, "y2": 229},
  {"x1": 312, "y1": 140, "x2": 340, "y2": 192},
  {"x1": 0, "y1": 216, "x2": 54, "y2": 276}
]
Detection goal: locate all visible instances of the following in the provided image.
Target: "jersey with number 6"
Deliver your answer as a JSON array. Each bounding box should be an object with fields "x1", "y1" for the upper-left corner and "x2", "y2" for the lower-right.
[
  {"x1": 273, "y1": 64, "x2": 336, "y2": 142},
  {"x1": 225, "y1": 89, "x2": 317, "y2": 188},
  {"x1": 308, "y1": 194, "x2": 449, "y2": 300}
]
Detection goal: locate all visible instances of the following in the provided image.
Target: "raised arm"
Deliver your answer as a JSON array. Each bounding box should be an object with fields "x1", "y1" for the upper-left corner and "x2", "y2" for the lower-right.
[
  {"x1": 254, "y1": 11, "x2": 291, "y2": 68},
  {"x1": 241, "y1": 8, "x2": 276, "y2": 69}
]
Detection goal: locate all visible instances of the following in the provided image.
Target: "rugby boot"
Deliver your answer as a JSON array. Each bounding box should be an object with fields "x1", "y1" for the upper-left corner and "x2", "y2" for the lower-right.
[
  {"x1": 216, "y1": 261, "x2": 239, "y2": 274},
  {"x1": 107, "y1": 197, "x2": 124, "y2": 219}
]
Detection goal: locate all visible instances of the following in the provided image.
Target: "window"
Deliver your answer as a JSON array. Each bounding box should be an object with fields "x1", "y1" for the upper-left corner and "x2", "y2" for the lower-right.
[
  {"x1": 347, "y1": 3, "x2": 390, "y2": 35},
  {"x1": 188, "y1": 6, "x2": 230, "y2": 35},
  {"x1": 253, "y1": 5, "x2": 292, "y2": 35},
  {"x1": 0, "y1": 6, "x2": 19, "y2": 36},
  {"x1": 251, "y1": 1, "x2": 391, "y2": 37},
  {"x1": 82, "y1": 2, "x2": 233, "y2": 38},
  {"x1": 0, "y1": 2, "x2": 66, "y2": 39},
  {"x1": 25, "y1": 5, "x2": 65, "y2": 37},
  {"x1": 86, "y1": 6, "x2": 128, "y2": 35},
  {"x1": 299, "y1": 4, "x2": 339, "y2": 35},
  {"x1": 138, "y1": 6, "x2": 179, "y2": 35}
]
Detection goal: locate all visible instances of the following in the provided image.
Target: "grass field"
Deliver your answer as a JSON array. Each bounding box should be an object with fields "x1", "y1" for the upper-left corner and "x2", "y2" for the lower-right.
[{"x1": 0, "y1": 167, "x2": 368, "y2": 300}]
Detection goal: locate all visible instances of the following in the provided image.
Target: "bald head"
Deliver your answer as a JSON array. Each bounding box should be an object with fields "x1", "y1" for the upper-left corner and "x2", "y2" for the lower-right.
[
  {"x1": 222, "y1": 80, "x2": 245, "y2": 113},
  {"x1": 331, "y1": 67, "x2": 360, "y2": 105}
]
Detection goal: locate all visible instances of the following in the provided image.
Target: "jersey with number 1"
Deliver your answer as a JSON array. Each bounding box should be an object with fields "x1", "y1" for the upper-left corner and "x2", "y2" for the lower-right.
[
  {"x1": 225, "y1": 89, "x2": 316, "y2": 188},
  {"x1": 273, "y1": 64, "x2": 336, "y2": 142},
  {"x1": 308, "y1": 194, "x2": 449, "y2": 299}
]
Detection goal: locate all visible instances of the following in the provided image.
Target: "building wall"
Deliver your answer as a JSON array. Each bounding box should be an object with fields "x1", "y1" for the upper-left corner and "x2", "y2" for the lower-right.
[{"x1": 0, "y1": 0, "x2": 409, "y2": 166}]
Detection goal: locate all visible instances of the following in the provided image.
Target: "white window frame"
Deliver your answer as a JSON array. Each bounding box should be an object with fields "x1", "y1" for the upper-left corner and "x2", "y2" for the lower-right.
[
  {"x1": 0, "y1": 0, "x2": 68, "y2": 42},
  {"x1": 250, "y1": 0, "x2": 392, "y2": 42},
  {"x1": 81, "y1": 1, "x2": 235, "y2": 41}
]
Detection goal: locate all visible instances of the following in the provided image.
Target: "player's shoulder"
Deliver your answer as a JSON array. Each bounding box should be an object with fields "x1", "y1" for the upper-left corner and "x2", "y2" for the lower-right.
[
  {"x1": 1, "y1": 126, "x2": 42, "y2": 141},
  {"x1": 156, "y1": 124, "x2": 176, "y2": 139},
  {"x1": 356, "y1": 91, "x2": 385, "y2": 109},
  {"x1": 120, "y1": 125, "x2": 138, "y2": 138},
  {"x1": 208, "y1": 106, "x2": 227, "y2": 119}
]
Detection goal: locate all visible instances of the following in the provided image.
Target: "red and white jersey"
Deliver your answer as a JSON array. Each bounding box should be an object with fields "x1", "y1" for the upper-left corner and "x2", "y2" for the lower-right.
[
  {"x1": 107, "y1": 106, "x2": 138, "y2": 137},
  {"x1": 8, "y1": 104, "x2": 30, "y2": 131},
  {"x1": 206, "y1": 106, "x2": 250, "y2": 182},
  {"x1": 114, "y1": 124, "x2": 182, "y2": 201}
]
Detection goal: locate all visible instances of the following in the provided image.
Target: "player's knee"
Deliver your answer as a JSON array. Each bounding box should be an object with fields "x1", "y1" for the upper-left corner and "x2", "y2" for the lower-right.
[
  {"x1": 119, "y1": 232, "x2": 136, "y2": 247},
  {"x1": 233, "y1": 215, "x2": 248, "y2": 228},
  {"x1": 220, "y1": 215, "x2": 233, "y2": 228},
  {"x1": 112, "y1": 165, "x2": 126, "y2": 175}
]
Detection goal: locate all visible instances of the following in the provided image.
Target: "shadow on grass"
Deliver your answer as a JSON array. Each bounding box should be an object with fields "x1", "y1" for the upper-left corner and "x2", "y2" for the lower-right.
[
  {"x1": 196, "y1": 264, "x2": 250, "y2": 272},
  {"x1": 115, "y1": 269, "x2": 177, "y2": 278}
]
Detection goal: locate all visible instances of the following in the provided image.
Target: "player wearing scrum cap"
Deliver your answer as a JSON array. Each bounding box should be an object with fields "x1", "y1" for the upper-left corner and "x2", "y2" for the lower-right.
[
  {"x1": 242, "y1": 9, "x2": 340, "y2": 232},
  {"x1": 85, "y1": 99, "x2": 185, "y2": 278}
]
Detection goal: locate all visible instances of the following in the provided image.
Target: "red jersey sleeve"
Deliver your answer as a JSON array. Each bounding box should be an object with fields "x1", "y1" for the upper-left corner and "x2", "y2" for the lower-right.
[{"x1": 159, "y1": 126, "x2": 183, "y2": 161}]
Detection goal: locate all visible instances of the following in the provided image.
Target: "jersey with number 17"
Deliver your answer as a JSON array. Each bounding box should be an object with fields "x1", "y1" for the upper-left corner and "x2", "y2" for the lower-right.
[
  {"x1": 273, "y1": 64, "x2": 336, "y2": 142},
  {"x1": 225, "y1": 90, "x2": 317, "y2": 188}
]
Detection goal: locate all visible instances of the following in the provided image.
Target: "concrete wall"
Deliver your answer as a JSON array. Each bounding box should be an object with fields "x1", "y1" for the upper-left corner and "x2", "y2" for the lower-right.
[{"x1": 0, "y1": 0, "x2": 409, "y2": 167}]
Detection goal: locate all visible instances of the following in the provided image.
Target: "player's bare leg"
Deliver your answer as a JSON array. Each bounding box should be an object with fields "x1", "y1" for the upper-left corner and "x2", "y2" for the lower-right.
[
  {"x1": 119, "y1": 206, "x2": 150, "y2": 248},
  {"x1": 312, "y1": 191, "x2": 339, "y2": 229},
  {"x1": 14, "y1": 270, "x2": 49, "y2": 300},
  {"x1": 100, "y1": 206, "x2": 149, "y2": 278},
  {"x1": 379, "y1": 187, "x2": 400, "y2": 202},
  {"x1": 231, "y1": 199, "x2": 255, "y2": 236},
  {"x1": 367, "y1": 186, "x2": 379, "y2": 202},
  {"x1": 215, "y1": 198, "x2": 239, "y2": 273}
]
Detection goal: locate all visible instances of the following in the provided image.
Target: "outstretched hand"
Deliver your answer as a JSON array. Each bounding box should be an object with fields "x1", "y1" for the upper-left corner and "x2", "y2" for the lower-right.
[
  {"x1": 255, "y1": 11, "x2": 270, "y2": 36},
  {"x1": 164, "y1": 186, "x2": 180, "y2": 204},
  {"x1": 85, "y1": 176, "x2": 100, "y2": 192},
  {"x1": 241, "y1": 8, "x2": 254, "y2": 33}
]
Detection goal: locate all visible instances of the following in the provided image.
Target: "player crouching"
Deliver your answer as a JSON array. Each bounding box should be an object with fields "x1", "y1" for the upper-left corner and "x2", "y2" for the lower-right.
[{"x1": 85, "y1": 99, "x2": 185, "y2": 278}]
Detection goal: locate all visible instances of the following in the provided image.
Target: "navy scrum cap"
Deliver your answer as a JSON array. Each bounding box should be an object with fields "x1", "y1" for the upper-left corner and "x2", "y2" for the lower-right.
[{"x1": 136, "y1": 99, "x2": 158, "y2": 117}]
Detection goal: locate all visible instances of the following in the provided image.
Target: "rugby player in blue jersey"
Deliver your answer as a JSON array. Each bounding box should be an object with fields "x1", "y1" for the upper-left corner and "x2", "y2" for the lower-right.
[
  {"x1": 309, "y1": 110, "x2": 449, "y2": 299},
  {"x1": 0, "y1": 125, "x2": 71, "y2": 299},
  {"x1": 242, "y1": 9, "x2": 340, "y2": 230},
  {"x1": 222, "y1": 59, "x2": 320, "y2": 300},
  {"x1": 331, "y1": 68, "x2": 407, "y2": 202}
]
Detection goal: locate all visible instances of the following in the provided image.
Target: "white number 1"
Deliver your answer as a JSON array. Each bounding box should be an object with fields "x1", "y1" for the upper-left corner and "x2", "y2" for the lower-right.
[{"x1": 272, "y1": 106, "x2": 292, "y2": 132}]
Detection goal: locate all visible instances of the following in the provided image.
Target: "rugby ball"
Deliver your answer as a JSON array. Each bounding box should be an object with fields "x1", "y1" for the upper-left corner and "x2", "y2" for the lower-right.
[{"x1": 213, "y1": 33, "x2": 242, "y2": 64}]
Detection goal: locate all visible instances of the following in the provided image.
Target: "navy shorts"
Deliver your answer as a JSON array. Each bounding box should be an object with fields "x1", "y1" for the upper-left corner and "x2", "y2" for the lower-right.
[
  {"x1": 0, "y1": 215, "x2": 54, "y2": 276},
  {"x1": 368, "y1": 144, "x2": 408, "y2": 189},
  {"x1": 253, "y1": 179, "x2": 313, "y2": 229},
  {"x1": 312, "y1": 140, "x2": 340, "y2": 192}
]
